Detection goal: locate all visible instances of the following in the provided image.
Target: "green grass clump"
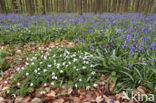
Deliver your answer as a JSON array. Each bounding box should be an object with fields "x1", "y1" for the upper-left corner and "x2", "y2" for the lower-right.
[
  {"x1": 0, "y1": 50, "x2": 10, "y2": 72},
  {"x1": 89, "y1": 49, "x2": 156, "y2": 96}
]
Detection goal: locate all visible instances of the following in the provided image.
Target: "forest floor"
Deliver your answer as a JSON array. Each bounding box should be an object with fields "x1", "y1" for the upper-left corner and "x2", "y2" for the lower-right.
[{"x1": 0, "y1": 41, "x2": 147, "y2": 103}]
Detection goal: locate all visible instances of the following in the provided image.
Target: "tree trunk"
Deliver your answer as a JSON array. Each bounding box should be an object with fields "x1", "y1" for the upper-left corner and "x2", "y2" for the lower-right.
[
  {"x1": 0, "y1": 0, "x2": 7, "y2": 14},
  {"x1": 41, "y1": 0, "x2": 46, "y2": 14},
  {"x1": 19, "y1": 0, "x2": 23, "y2": 13},
  {"x1": 25, "y1": 0, "x2": 33, "y2": 16},
  {"x1": 12, "y1": 0, "x2": 18, "y2": 13},
  {"x1": 45, "y1": 0, "x2": 49, "y2": 12},
  {"x1": 143, "y1": 0, "x2": 149, "y2": 15},
  {"x1": 136, "y1": 0, "x2": 140, "y2": 12},
  {"x1": 149, "y1": 0, "x2": 154, "y2": 13},
  {"x1": 35, "y1": 0, "x2": 38, "y2": 13},
  {"x1": 121, "y1": 0, "x2": 127, "y2": 13},
  {"x1": 78, "y1": 0, "x2": 82, "y2": 15},
  {"x1": 62, "y1": 0, "x2": 65, "y2": 12},
  {"x1": 99, "y1": 0, "x2": 103, "y2": 14}
]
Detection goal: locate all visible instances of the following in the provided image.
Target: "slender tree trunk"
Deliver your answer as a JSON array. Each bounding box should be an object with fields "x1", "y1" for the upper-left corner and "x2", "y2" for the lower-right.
[
  {"x1": 31, "y1": 0, "x2": 35, "y2": 14},
  {"x1": 121, "y1": 0, "x2": 127, "y2": 13},
  {"x1": 89, "y1": 0, "x2": 92, "y2": 12},
  {"x1": 62, "y1": 0, "x2": 65, "y2": 12},
  {"x1": 41, "y1": 0, "x2": 46, "y2": 14},
  {"x1": 99, "y1": 0, "x2": 103, "y2": 14},
  {"x1": 35, "y1": 0, "x2": 38, "y2": 13},
  {"x1": 144, "y1": 0, "x2": 149, "y2": 15},
  {"x1": 136, "y1": 0, "x2": 140, "y2": 12},
  {"x1": 12, "y1": 0, "x2": 18, "y2": 13},
  {"x1": 149, "y1": 0, "x2": 154, "y2": 13},
  {"x1": 19, "y1": 0, "x2": 23, "y2": 13},
  {"x1": 46, "y1": 0, "x2": 49, "y2": 12},
  {"x1": 0, "y1": 0, "x2": 7, "y2": 14},
  {"x1": 78, "y1": 0, "x2": 82, "y2": 15},
  {"x1": 25, "y1": 0, "x2": 33, "y2": 16},
  {"x1": 112, "y1": 0, "x2": 117, "y2": 12},
  {"x1": 94, "y1": 0, "x2": 96, "y2": 14}
]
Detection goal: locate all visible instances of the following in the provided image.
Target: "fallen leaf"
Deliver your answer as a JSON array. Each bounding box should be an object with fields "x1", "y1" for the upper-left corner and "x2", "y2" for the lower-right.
[
  {"x1": 73, "y1": 97, "x2": 80, "y2": 103},
  {"x1": 68, "y1": 87, "x2": 73, "y2": 95},
  {"x1": 2, "y1": 87, "x2": 9, "y2": 91},
  {"x1": 53, "y1": 98, "x2": 64, "y2": 103},
  {"x1": 103, "y1": 95, "x2": 111, "y2": 103},
  {"x1": 35, "y1": 91, "x2": 42, "y2": 97},
  {"x1": 46, "y1": 90, "x2": 56, "y2": 98},
  {"x1": 0, "y1": 97, "x2": 4, "y2": 102},
  {"x1": 129, "y1": 100, "x2": 135, "y2": 103},
  {"x1": 16, "y1": 50, "x2": 22, "y2": 55},
  {"x1": 22, "y1": 96, "x2": 31, "y2": 103},
  {"x1": 45, "y1": 87, "x2": 51, "y2": 93},
  {"x1": 115, "y1": 93, "x2": 123, "y2": 100},
  {"x1": 136, "y1": 86, "x2": 146, "y2": 94},
  {"x1": 114, "y1": 100, "x2": 120, "y2": 103},
  {"x1": 96, "y1": 96, "x2": 103, "y2": 103},
  {"x1": 31, "y1": 98, "x2": 42, "y2": 103},
  {"x1": 15, "y1": 96, "x2": 23, "y2": 103}
]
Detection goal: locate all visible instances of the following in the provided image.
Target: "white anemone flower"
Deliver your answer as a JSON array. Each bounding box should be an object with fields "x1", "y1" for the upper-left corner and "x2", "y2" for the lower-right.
[
  {"x1": 43, "y1": 69, "x2": 47, "y2": 72},
  {"x1": 21, "y1": 67, "x2": 24, "y2": 70},
  {"x1": 91, "y1": 71, "x2": 96, "y2": 75},
  {"x1": 26, "y1": 72, "x2": 29, "y2": 76},
  {"x1": 54, "y1": 60, "x2": 56, "y2": 63},
  {"x1": 86, "y1": 86, "x2": 91, "y2": 90},
  {"x1": 17, "y1": 82, "x2": 20, "y2": 86},
  {"x1": 51, "y1": 82, "x2": 54, "y2": 85},
  {"x1": 62, "y1": 62, "x2": 65, "y2": 65},
  {"x1": 75, "y1": 84, "x2": 78, "y2": 88},
  {"x1": 82, "y1": 66, "x2": 86, "y2": 69},
  {"x1": 25, "y1": 62, "x2": 29, "y2": 65},
  {"x1": 34, "y1": 70, "x2": 37, "y2": 73},
  {"x1": 30, "y1": 83, "x2": 34, "y2": 87},
  {"x1": 38, "y1": 68, "x2": 41, "y2": 71},
  {"x1": 48, "y1": 65, "x2": 52, "y2": 68},
  {"x1": 44, "y1": 83, "x2": 47, "y2": 87},
  {"x1": 55, "y1": 76, "x2": 58, "y2": 80},
  {"x1": 60, "y1": 70, "x2": 63, "y2": 73},
  {"x1": 90, "y1": 65, "x2": 94, "y2": 68},
  {"x1": 32, "y1": 62, "x2": 34, "y2": 65},
  {"x1": 40, "y1": 91, "x2": 46, "y2": 95},
  {"x1": 93, "y1": 83, "x2": 98, "y2": 87},
  {"x1": 52, "y1": 72, "x2": 55, "y2": 75},
  {"x1": 17, "y1": 67, "x2": 20, "y2": 71}
]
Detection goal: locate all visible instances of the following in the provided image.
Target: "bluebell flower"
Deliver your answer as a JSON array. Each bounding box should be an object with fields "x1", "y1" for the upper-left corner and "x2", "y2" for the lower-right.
[
  {"x1": 89, "y1": 45, "x2": 94, "y2": 51},
  {"x1": 130, "y1": 49, "x2": 134, "y2": 55},
  {"x1": 149, "y1": 42, "x2": 156, "y2": 49},
  {"x1": 80, "y1": 38, "x2": 84, "y2": 43},
  {"x1": 129, "y1": 64, "x2": 132, "y2": 68},
  {"x1": 98, "y1": 31, "x2": 101, "y2": 37},
  {"x1": 89, "y1": 41, "x2": 92, "y2": 44},
  {"x1": 74, "y1": 39, "x2": 78, "y2": 43},
  {"x1": 141, "y1": 36, "x2": 146, "y2": 44}
]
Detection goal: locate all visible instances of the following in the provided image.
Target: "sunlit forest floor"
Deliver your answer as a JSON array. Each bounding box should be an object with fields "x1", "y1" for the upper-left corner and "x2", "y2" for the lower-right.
[{"x1": 0, "y1": 13, "x2": 156, "y2": 103}]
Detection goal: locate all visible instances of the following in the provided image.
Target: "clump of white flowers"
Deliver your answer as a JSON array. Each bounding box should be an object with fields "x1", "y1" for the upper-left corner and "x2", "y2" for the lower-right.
[{"x1": 10, "y1": 47, "x2": 99, "y2": 96}]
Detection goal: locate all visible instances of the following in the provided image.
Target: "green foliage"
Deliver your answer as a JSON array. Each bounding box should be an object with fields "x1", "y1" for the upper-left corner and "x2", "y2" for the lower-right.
[
  {"x1": 89, "y1": 48, "x2": 156, "y2": 95},
  {"x1": 9, "y1": 47, "x2": 99, "y2": 97},
  {"x1": 0, "y1": 50, "x2": 10, "y2": 72}
]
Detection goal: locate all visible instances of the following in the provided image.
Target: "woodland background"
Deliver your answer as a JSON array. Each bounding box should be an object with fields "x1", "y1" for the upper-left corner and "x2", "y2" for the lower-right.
[{"x1": 0, "y1": 0, "x2": 156, "y2": 16}]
